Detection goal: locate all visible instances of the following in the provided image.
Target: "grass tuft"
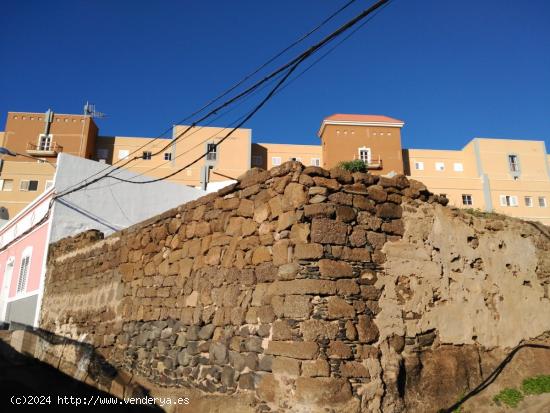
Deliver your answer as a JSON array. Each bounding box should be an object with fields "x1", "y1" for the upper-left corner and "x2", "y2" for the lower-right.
[
  {"x1": 493, "y1": 388, "x2": 524, "y2": 408},
  {"x1": 521, "y1": 375, "x2": 550, "y2": 395}
]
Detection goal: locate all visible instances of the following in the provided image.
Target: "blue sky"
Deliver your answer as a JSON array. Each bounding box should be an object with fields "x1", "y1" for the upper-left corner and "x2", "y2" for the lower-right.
[{"x1": 1, "y1": 0, "x2": 549, "y2": 150}]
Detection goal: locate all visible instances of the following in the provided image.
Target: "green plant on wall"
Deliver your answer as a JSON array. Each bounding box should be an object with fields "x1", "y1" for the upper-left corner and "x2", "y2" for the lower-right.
[
  {"x1": 493, "y1": 388, "x2": 524, "y2": 408},
  {"x1": 338, "y1": 159, "x2": 368, "y2": 173},
  {"x1": 521, "y1": 375, "x2": 550, "y2": 395}
]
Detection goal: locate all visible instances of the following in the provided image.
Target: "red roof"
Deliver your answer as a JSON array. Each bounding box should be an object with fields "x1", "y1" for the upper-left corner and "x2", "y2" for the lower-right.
[{"x1": 324, "y1": 114, "x2": 404, "y2": 124}]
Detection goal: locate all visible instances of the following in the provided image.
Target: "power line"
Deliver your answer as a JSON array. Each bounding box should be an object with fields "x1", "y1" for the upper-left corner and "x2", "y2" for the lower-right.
[
  {"x1": 58, "y1": 0, "x2": 359, "y2": 194},
  {"x1": 55, "y1": 0, "x2": 391, "y2": 196},
  {"x1": 0, "y1": 0, "x2": 392, "y2": 252}
]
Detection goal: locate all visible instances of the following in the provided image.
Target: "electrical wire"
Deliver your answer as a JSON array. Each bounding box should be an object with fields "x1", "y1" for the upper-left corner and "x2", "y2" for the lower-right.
[
  {"x1": 55, "y1": 0, "x2": 390, "y2": 196},
  {"x1": 57, "y1": 0, "x2": 359, "y2": 194}
]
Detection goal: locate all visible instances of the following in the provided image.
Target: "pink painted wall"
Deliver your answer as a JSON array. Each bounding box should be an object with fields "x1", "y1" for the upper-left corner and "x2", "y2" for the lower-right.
[{"x1": 0, "y1": 221, "x2": 49, "y2": 298}]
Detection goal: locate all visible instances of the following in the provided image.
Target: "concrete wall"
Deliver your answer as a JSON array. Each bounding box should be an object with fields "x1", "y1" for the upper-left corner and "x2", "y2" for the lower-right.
[{"x1": 50, "y1": 153, "x2": 206, "y2": 243}]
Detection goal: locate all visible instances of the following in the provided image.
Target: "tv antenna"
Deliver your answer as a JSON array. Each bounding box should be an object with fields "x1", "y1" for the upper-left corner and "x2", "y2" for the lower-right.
[{"x1": 83, "y1": 101, "x2": 106, "y2": 118}]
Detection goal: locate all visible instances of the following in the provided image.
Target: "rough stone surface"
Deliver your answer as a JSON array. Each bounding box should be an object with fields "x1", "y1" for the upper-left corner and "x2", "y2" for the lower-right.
[{"x1": 38, "y1": 161, "x2": 550, "y2": 413}]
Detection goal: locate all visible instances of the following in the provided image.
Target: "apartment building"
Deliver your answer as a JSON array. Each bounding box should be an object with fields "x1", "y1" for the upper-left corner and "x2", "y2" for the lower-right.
[
  {"x1": 1, "y1": 108, "x2": 549, "y2": 226},
  {"x1": 0, "y1": 110, "x2": 99, "y2": 219},
  {"x1": 96, "y1": 125, "x2": 252, "y2": 188},
  {"x1": 251, "y1": 143, "x2": 322, "y2": 169},
  {"x1": 408, "y1": 138, "x2": 550, "y2": 224}
]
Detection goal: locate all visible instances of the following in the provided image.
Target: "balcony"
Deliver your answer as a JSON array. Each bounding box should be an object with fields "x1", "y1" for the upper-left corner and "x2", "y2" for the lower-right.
[
  {"x1": 367, "y1": 155, "x2": 383, "y2": 170},
  {"x1": 26, "y1": 142, "x2": 63, "y2": 157}
]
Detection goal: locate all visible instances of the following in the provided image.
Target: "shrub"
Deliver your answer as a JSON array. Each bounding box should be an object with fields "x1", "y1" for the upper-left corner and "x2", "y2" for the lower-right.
[
  {"x1": 338, "y1": 160, "x2": 368, "y2": 173},
  {"x1": 521, "y1": 375, "x2": 550, "y2": 395},
  {"x1": 493, "y1": 388, "x2": 524, "y2": 408}
]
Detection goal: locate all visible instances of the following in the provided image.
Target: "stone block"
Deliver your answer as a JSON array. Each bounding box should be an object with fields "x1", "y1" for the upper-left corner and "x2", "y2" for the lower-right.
[
  {"x1": 266, "y1": 341, "x2": 319, "y2": 359},
  {"x1": 295, "y1": 377, "x2": 352, "y2": 404},
  {"x1": 290, "y1": 223, "x2": 310, "y2": 243},
  {"x1": 294, "y1": 243, "x2": 324, "y2": 260},
  {"x1": 277, "y1": 211, "x2": 297, "y2": 232},
  {"x1": 367, "y1": 231, "x2": 387, "y2": 249},
  {"x1": 376, "y1": 202, "x2": 402, "y2": 219},
  {"x1": 367, "y1": 185, "x2": 387, "y2": 203},
  {"x1": 312, "y1": 176, "x2": 341, "y2": 190},
  {"x1": 282, "y1": 183, "x2": 307, "y2": 211},
  {"x1": 272, "y1": 239, "x2": 291, "y2": 266},
  {"x1": 283, "y1": 295, "x2": 312, "y2": 319},
  {"x1": 328, "y1": 341, "x2": 353, "y2": 359},
  {"x1": 329, "y1": 167, "x2": 353, "y2": 184},
  {"x1": 318, "y1": 259, "x2": 353, "y2": 278},
  {"x1": 301, "y1": 359, "x2": 330, "y2": 377},
  {"x1": 335, "y1": 206, "x2": 356, "y2": 222},
  {"x1": 253, "y1": 203, "x2": 270, "y2": 223},
  {"x1": 353, "y1": 195, "x2": 376, "y2": 212},
  {"x1": 272, "y1": 356, "x2": 300, "y2": 376},
  {"x1": 349, "y1": 228, "x2": 367, "y2": 247},
  {"x1": 336, "y1": 279, "x2": 360, "y2": 295},
  {"x1": 268, "y1": 279, "x2": 336, "y2": 296},
  {"x1": 272, "y1": 320, "x2": 292, "y2": 341},
  {"x1": 303, "y1": 166, "x2": 330, "y2": 177},
  {"x1": 304, "y1": 203, "x2": 336, "y2": 218},
  {"x1": 381, "y1": 219, "x2": 405, "y2": 235},
  {"x1": 328, "y1": 192, "x2": 353, "y2": 205},
  {"x1": 327, "y1": 297, "x2": 355, "y2": 319},
  {"x1": 356, "y1": 315, "x2": 379, "y2": 344},
  {"x1": 252, "y1": 246, "x2": 272, "y2": 264},
  {"x1": 340, "y1": 361, "x2": 369, "y2": 378},
  {"x1": 311, "y1": 218, "x2": 347, "y2": 245}
]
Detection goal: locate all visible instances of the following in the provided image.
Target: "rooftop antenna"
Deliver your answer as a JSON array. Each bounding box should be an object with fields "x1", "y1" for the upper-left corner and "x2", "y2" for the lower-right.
[{"x1": 83, "y1": 101, "x2": 106, "y2": 118}]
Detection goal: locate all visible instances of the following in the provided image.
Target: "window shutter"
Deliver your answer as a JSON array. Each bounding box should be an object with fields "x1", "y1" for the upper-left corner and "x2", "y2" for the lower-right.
[
  {"x1": 499, "y1": 195, "x2": 506, "y2": 206},
  {"x1": 511, "y1": 196, "x2": 518, "y2": 206}
]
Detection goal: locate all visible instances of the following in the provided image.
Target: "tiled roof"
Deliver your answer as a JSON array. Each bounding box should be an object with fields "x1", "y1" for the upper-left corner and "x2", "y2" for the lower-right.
[{"x1": 324, "y1": 114, "x2": 404, "y2": 124}]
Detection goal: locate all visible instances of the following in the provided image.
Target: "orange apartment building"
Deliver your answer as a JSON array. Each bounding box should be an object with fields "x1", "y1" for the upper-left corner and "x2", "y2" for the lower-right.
[
  {"x1": 0, "y1": 110, "x2": 99, "y2": 219},
  {"x1": 1, "y1": 109, "x2": 549, "y2": 225}
]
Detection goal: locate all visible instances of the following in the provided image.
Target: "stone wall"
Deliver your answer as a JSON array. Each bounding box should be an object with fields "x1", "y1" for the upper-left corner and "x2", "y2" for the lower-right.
[{"x1": 39, "y1": 162, "x2": 550, "y2": 412}]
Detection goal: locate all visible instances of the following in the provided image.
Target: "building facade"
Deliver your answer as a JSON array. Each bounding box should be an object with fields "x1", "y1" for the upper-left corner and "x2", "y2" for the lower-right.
[
  {"x1": 0, "y1": 153, "x2": 205, "y2": 327},
  {"x1": 2, "y1": 109, "x2": 549, "y2": 226},
  {"x1": 0, "y1": 110, "x2": 99, "y2": 219}
]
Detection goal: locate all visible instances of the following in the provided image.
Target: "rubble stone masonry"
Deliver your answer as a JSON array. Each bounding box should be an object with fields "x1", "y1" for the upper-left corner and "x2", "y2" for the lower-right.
[{"x1": 38, "y1": 162, "x2": 550, "y2": 412}]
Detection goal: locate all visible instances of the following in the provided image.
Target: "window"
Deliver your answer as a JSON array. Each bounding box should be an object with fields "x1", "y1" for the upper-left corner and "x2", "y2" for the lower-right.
[
  {"x1": 435, "y1": 162, "x2": 445, "y2": 171},
  {"x1": 20, "y1": 180, "x2": 39, "y2": 192},
  {"x1": 17, "y1": 251, "x2": 32, "y2": 294},
  {"x1": 142, "y1": 151, "x2": 152, "y2": 160},
  {"x1": 310, "y1": 158, "x2": 321, "y2": 166},
  {"x1": 453, "y1": 162, "x2": 464, "y2": 172},
  {"x1": 0, "y1": 179, "x2": 14, "y2": 192},
  {"x1": 38, "y1": 134, "x2": 52, "y2": 151},
  {"x1": 358, "y1": 147, "x2": 371, "y2": 163},
  {"x1": 524, "y1": 196, "x2": 533, "y2": 207},
  {"x1": 164, "y1": 152, "x2": 172, "y2": 161},
  {"x1": 539, "y1": 197, "x2": 547, "y2": 207},
  {"x1": 252, "y1": 155, "x2": 263, "y2": 166},
  {"x1": 118, "y1": 149, "x2": 129, "y2": 160},
  {"x1": 414, "y1": 161, "x2": 424, "y2": 171},
  {"x1": 272, "y1": 157, "x2": 281, "y2": 166},
  {"x1": 462, "y1": 194, "x2": 473, "y2": 206},
  {"x1": 499, "y1": 195, "x2": 518, "y2": 207},
  {"x1": 508, "y1": 155, "x2": 520, "y2": 172},
  {"x1": 206, "y1": 143, "x2": 217, "y2": 161},
  {"x1": 96, "y1": 148, "x2": 109, "y2": 160},
  {"x1": 45, "y1": 180, "x2": 54, "y2": 191}
]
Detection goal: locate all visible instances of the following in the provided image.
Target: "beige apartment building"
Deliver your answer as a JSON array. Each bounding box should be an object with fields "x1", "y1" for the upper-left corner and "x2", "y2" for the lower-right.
[
  {"x1": 96, "y1": 125, "x2": 252, "y2": 188},
  {"x1": 1, "y1": 109, "x2": 549, "y2": 226}
]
